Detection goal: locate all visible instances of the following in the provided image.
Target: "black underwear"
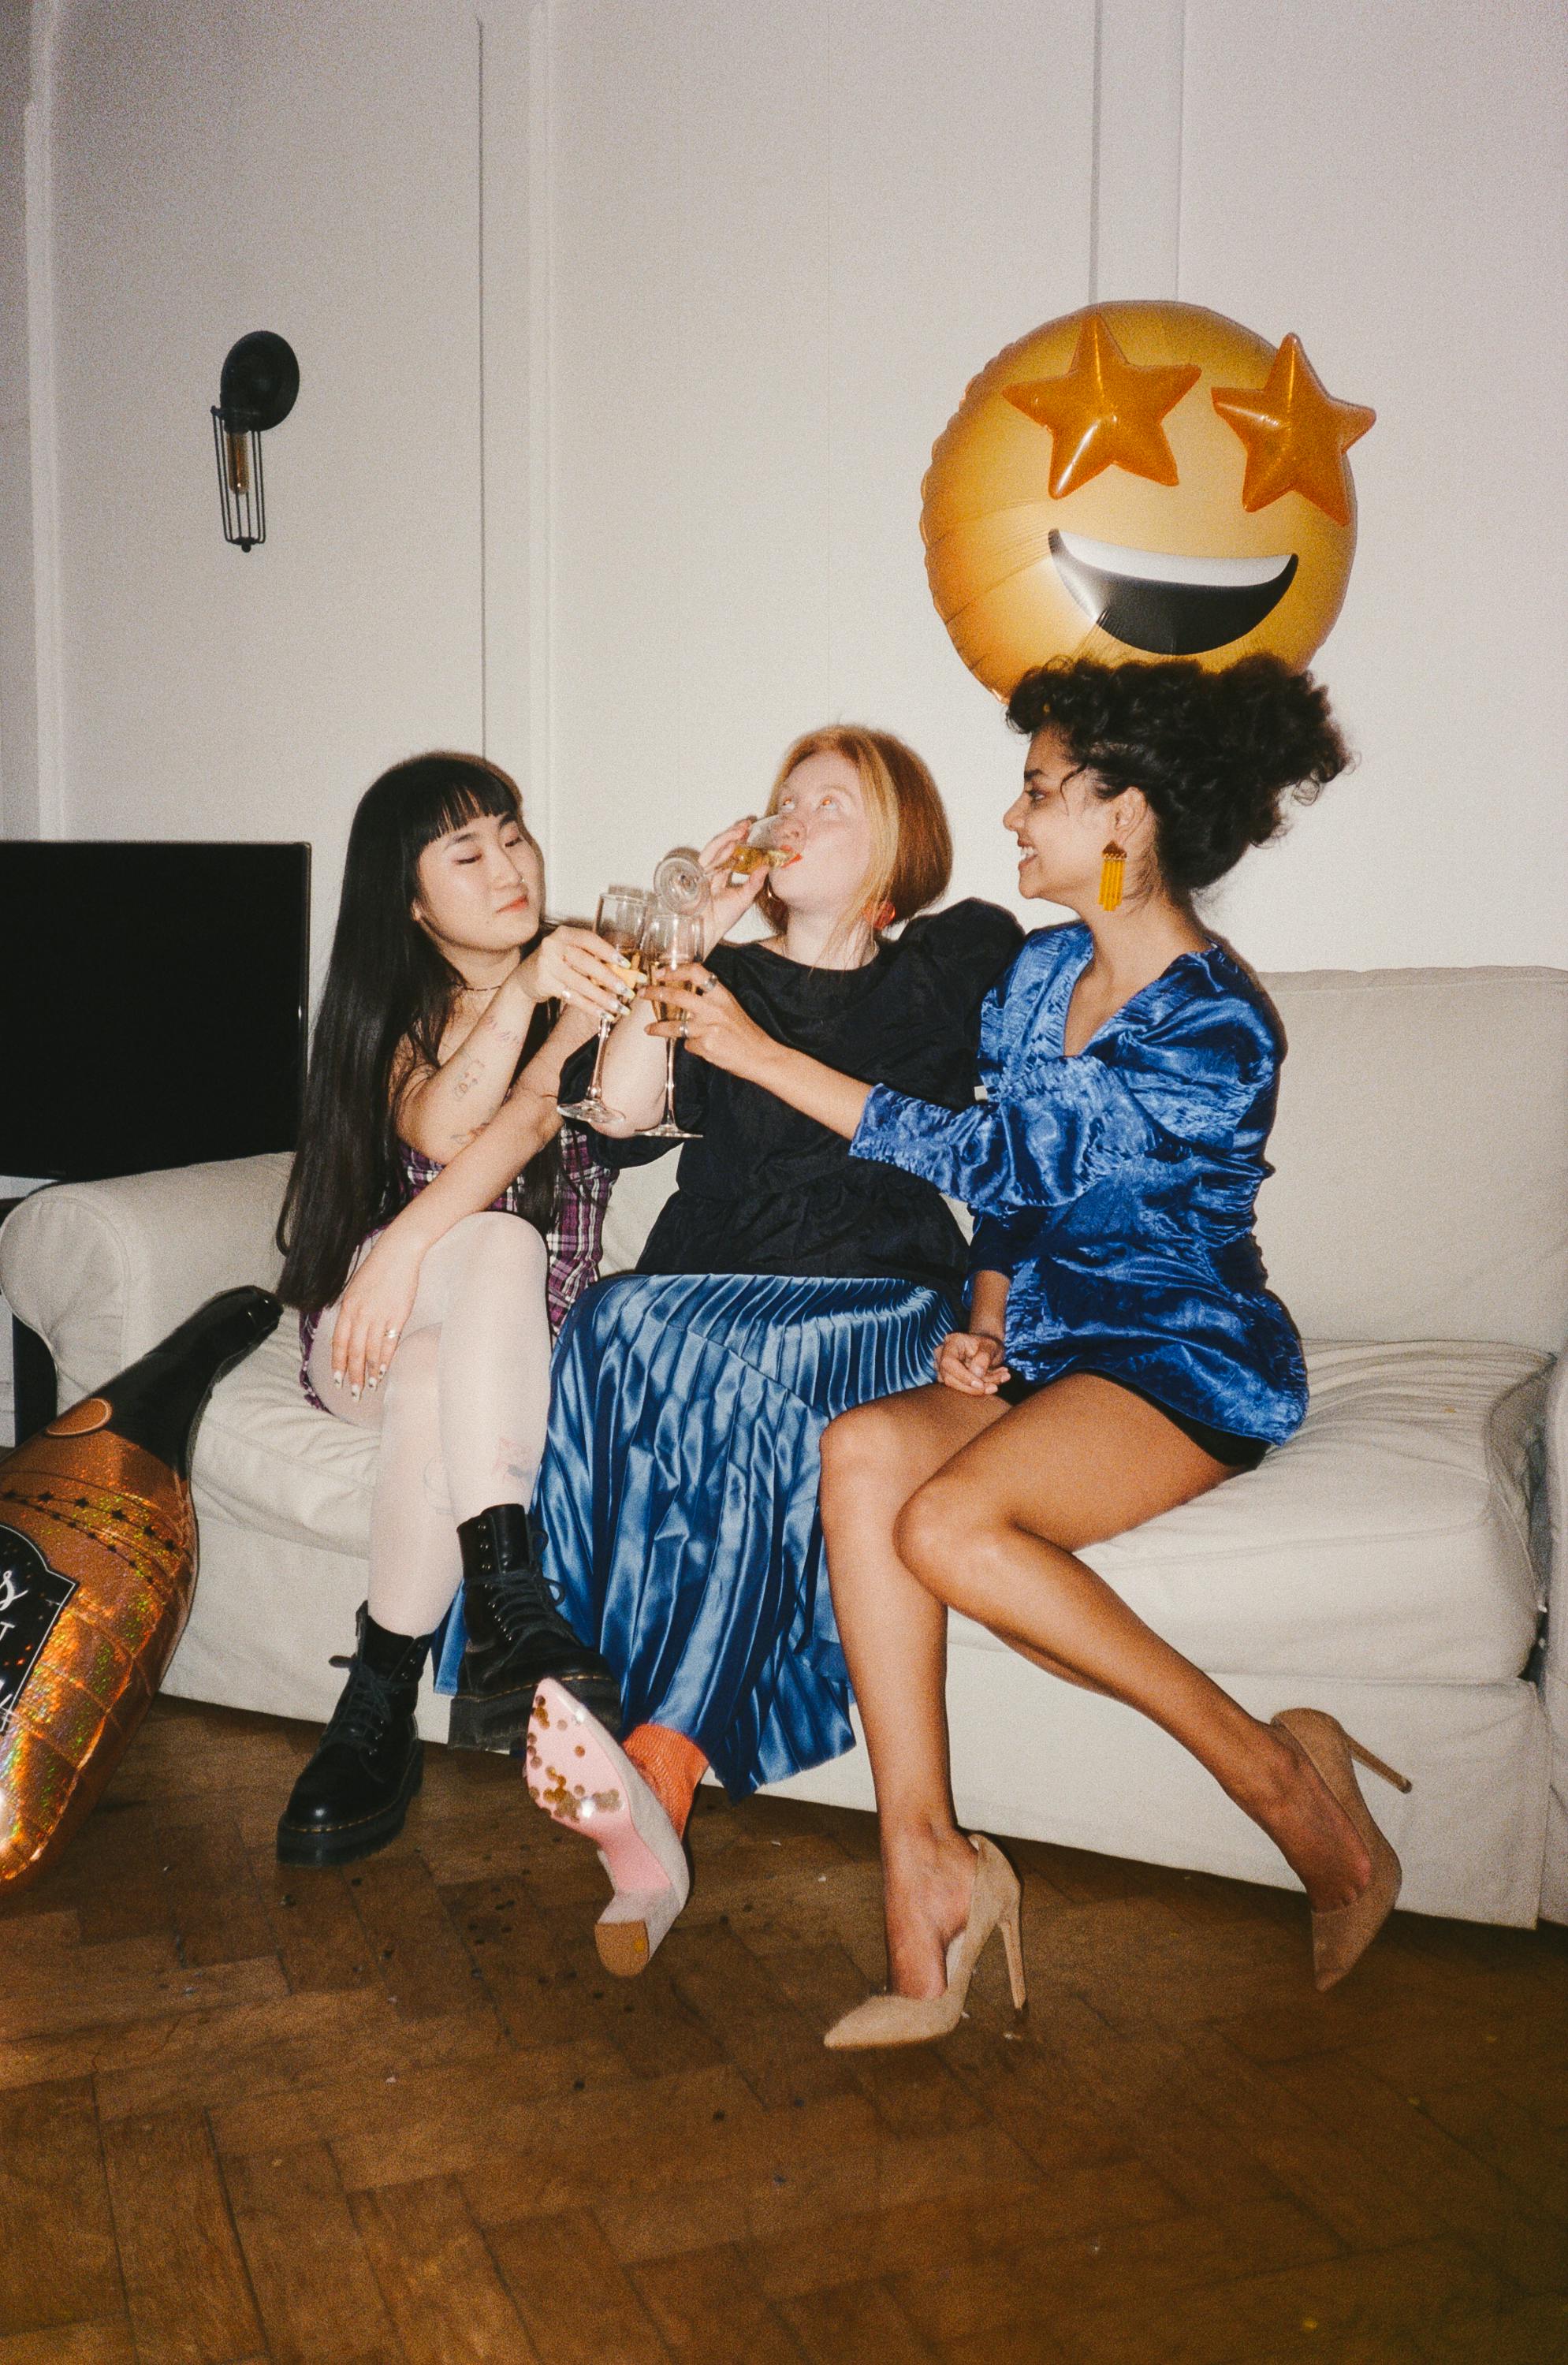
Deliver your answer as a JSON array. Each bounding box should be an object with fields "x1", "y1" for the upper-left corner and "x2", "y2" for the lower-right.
[{"x1": 995, "y1": 1371, "x2": 1268, "y2": 1471}]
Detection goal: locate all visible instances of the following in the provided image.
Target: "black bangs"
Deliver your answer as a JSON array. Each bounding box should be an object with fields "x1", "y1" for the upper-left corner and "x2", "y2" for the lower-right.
[{"x1": 397, "y1": 756, "x2": 523, "y2": 864}]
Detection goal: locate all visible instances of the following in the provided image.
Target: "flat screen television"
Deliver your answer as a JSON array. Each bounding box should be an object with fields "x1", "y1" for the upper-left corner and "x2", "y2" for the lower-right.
[{"x1": 2, "y1": 840, "x2": 311, "y2": 1182}]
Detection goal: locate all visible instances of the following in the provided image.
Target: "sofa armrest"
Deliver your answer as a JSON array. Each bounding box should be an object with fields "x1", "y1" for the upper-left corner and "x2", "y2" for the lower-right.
[{"x1": 0, "y1": 1153, "x2": 292, "y2": 1400}]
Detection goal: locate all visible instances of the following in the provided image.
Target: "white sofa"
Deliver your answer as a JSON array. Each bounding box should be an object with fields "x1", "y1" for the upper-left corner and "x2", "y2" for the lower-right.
[{"x1": 4, "y1": 963, "x2": 1565, "y2": 1928}]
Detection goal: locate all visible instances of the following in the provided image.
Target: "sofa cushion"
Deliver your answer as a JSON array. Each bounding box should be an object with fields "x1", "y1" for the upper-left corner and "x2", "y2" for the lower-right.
[
  {"x1": 972, "y1": 1339, "x2": 1545, "y2": 1686},
  {"x1": 196, "y1": 1324, "x2": 1547, "y2": 1688},
  {"x1": 1257, "y1": 967, "x2": 1568, "y2": 1356},
  {"x1": 194, "y1": 1318, "x2": 378, "y2": 1556}
]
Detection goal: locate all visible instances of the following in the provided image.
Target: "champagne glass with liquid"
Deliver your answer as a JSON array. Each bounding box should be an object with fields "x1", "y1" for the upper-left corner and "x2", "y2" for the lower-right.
[
  {"x1": 725, "y1": 812, "x2": 800, "y2": 881},
  {"x1": 557, "y1": 884, "x2": 652, "y2": 1124},
  {"x1": 639, "y1": 907, "x2": 706, "y2": 1140}
]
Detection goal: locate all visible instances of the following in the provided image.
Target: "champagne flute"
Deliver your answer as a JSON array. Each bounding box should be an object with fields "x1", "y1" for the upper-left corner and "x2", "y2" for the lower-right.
[
  {"x1": 557, "y1": 885, "x2": 652, "y2": 1124},
  {"x1": 725, "y1": 812, "x2": 800, "y2": 881},
  {"x1": 639, "y1": 908, "x2": 705, "y2": 1140}
]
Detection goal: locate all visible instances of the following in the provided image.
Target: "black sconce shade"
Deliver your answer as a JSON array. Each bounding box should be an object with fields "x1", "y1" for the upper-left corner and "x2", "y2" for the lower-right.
[{"x1": 212, "y1": 332, "x2": 300, "y2": 551}]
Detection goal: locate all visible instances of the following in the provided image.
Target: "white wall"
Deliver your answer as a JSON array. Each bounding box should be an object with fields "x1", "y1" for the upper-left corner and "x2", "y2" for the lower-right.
[{"x1": 12, "y1": 0, "x2": 1568, "y2": 980}]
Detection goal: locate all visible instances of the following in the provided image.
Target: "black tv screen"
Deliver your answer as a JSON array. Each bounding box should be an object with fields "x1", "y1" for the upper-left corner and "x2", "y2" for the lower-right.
[{"x1": 2, "y1": 840, "x2": 310, "y2": 1181}]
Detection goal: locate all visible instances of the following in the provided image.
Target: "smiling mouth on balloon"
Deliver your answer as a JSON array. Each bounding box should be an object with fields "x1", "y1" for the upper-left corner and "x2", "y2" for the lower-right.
[{"x1": 1048, "y1": 531, "x2": 1298, "y2": 656}]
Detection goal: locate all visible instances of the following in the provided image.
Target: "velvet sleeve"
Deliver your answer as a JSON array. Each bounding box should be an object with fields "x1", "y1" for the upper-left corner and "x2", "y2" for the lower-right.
[
  {"x1": 966, "y1": 1212, "x2": 1030, "y2": 1280},
  {"x1": 850, "y1": 990, "x2": 1278, "y2": 1216}
]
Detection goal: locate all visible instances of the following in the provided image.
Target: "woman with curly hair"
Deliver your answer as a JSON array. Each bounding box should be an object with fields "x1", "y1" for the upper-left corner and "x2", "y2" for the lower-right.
[{"x1": 653, "y1": 654, "x2": 1412, "y2": 2043}]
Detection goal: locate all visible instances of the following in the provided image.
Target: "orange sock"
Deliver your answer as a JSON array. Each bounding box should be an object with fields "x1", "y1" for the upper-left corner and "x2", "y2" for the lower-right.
[{"x1": 623, "y1": 1723, "x2": 707, "y2": 1839}]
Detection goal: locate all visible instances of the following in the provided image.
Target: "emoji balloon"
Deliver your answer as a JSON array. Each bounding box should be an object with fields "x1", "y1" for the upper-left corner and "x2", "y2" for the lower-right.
[{"x1": 922, "y1": 300, "x2": 1375, "y2": 694}]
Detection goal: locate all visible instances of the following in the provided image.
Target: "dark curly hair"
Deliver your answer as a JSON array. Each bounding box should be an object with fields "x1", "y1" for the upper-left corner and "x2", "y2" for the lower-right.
[{"x1": 1006, "y1": 655, "x2": 1350, "y2": 896}]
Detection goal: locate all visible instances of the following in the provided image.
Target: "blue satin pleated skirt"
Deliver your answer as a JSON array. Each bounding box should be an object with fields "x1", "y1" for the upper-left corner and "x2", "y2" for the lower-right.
[{"x1": 524, "y1": 1271, "x2": 954, "y2": 1797}]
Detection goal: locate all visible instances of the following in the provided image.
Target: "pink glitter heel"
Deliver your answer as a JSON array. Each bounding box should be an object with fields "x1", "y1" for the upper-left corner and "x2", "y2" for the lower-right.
[{"x1": 523, "y1": 1677, "x2": 689, "y2": 1976}]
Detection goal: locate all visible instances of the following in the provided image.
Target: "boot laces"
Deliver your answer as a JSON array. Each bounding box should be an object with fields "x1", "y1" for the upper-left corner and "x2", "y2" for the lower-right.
[
  {"x1": 487, "y1": 1555, "x2": 572, "y2": 1641},
  {"x1": 322, "y1": 1654, "x2": 404, "y2": 1756}
]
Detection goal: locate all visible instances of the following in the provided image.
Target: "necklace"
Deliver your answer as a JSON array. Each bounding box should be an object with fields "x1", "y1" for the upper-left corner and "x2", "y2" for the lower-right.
[{"x1": 458, "y1": 964, "x2": 520, "y2": 1000}]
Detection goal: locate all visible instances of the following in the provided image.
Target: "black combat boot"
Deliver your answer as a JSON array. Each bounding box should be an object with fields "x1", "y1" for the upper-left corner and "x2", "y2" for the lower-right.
[
  {"x1": 447, "y1": 1502, "x2": 622, "y2": 1751},
  {"x1": 276, "y1": 1606, "x2": 431, "y2": 1866}
]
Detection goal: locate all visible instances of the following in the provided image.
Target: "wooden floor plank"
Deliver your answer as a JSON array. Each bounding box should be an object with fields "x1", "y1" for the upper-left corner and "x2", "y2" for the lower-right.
[
  {"x1": 777, "y1": 2277, "x2": 939, "y2": 2364},
  {"x1": 349, "y1": 2175, "x2": 539, "y2": 2364},
  {"x1": 157, "y1": 1819, "x2": 276, "y2": 1973},
  {"x1": 631, "y1": 2240, "x2": 807, "y2": 2363},
  {"x1": 100, "y1": 2109, "x2": 263, "y2": 2364},
  {"x1": 345, "y1": 1849, "x2": 493, "y2": 2022},
  {"x1": 892, "y1": 2193, "x2": 1343, "y2": 2354},
  {"x1": 220, "y1": 2142, "x2": 403, "y2": 2365},
  {"x1": 488, "y1": 2211, "x2": 672, "y2": 2363},
  {"x1": 1272, "y1": 2046, "x2": 1568, "y2": 2294},
  {"x1": 0, "y1": 2079, "x2": 122, "y2": 2335},
  {"x1": 250, "y1": 1852, "x2": 382, "y2": 1997},
  {"x1": 0, "y1": 2326, "x2": 136, "y2": 2365}
]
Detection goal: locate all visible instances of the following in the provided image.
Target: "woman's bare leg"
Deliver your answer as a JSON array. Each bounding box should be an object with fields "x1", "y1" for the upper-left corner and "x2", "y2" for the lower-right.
[
  {"x1": 825, "y1": 1373, "x2": 1376, "y2": 1999},
  {"x1": 819, "y1": 1387, "x2": 1004, "y2": 1998}
]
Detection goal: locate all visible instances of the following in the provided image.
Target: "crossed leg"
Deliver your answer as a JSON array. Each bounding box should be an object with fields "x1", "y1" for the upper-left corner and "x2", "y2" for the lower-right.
[{"x1": 819, "y1": 1374, "x2": 1374, "y2": 2000}]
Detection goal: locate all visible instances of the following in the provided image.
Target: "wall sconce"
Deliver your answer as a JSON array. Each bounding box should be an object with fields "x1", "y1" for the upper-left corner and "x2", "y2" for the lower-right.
[{"x1": 211, "y1": 332, "x2": 300, "y2": 551}]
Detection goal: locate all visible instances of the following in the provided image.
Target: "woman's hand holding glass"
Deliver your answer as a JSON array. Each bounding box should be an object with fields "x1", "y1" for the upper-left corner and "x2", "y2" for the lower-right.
[
  {"x1": 692, "y1": 818, "x2": 778, "y2": 952},
  {"x1": 558, "y1": 887, "x2": 653, "y2": 1123},
  {"x1": 518, "y1": 921, "x2": 638, "y2": 1021},
  {"x1": 647, "y1": 965, "x2": 772, "y2": 1082},
  {"x1": 638, "y1": 911, "x2": 707, "y2": 1138}
]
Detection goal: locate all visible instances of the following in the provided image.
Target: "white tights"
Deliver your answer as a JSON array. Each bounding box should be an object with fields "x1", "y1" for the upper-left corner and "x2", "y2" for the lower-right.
[{"x1": 307, "y1": 1212, "x2": 554, "y2": 1640}]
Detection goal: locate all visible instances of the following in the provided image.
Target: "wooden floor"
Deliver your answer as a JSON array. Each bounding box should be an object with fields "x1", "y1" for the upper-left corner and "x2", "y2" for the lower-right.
[{"x1": 2, "y1": 1700, "x2": 1566, "y2": 2365}]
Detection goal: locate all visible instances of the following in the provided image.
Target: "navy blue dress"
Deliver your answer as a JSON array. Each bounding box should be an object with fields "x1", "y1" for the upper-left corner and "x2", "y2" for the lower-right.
[
  {"x1": 851, "y1": 922, "x2": 1307, "y2": 1447},
  {"x1": 533, "y1": 900, "x2": 1023, "y2": 1794}
]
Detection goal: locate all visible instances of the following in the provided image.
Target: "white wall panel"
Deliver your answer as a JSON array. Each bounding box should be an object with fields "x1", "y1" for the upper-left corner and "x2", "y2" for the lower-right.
[
  {"x1": 546, "y1": 0, "x2": 832, "y2": 914},
  {"x1": 825, "y1": 0, "x2": 1096, "y2": 919},
  {"x1": 47, "y1": 0, "x2": 484, "y2": 992},
  {"x1": 1175, "y1": 0, "x2": 1568, "y2": 967}
]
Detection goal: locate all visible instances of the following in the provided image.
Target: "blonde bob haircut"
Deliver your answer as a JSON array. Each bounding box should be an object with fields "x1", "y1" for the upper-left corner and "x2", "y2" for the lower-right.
[{"x1": 757, "y1": 725, "x2": 952, "y2": 936}]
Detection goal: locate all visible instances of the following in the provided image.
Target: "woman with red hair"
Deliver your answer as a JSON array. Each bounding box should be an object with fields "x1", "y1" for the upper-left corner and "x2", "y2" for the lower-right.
[{"x1": 524, "y1": 726, "x2": 1020, "y2": 1974}]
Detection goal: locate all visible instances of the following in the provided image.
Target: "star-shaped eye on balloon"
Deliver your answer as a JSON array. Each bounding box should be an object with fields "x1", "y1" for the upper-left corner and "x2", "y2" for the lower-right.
[
  {"x1": 1004, "y1": 312, "x2": 1201, "y2": 498},
  {"x1": 1211, "y1": 334, "x2": 1375, "y2": 527}
]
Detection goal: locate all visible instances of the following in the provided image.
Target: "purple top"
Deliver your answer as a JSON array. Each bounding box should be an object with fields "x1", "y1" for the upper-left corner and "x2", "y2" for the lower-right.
[{"x1": 297, "y1": 1124, "x2": 613, "y2": 1407}]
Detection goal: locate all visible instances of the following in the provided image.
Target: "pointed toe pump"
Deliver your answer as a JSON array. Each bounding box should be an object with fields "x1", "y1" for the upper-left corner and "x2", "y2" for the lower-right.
[
  {"x1": 824, "y1": 1834, "x2": 1026, "y2": 2050},
  {"x1": 523, "y1": 1678, "x2": 690, "y2": 1976},
  {"x1": 1272, "y1": 1708, "x2": 1413, "y2": 1992}
]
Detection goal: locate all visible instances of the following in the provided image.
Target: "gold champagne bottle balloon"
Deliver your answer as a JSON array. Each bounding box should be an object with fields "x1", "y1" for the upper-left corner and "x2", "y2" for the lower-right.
[{"x1": 0, "y1": 1287, "x2": 280, "y2": 1893}]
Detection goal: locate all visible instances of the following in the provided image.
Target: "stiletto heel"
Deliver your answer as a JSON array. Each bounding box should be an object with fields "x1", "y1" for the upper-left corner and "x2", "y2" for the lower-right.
[
  {"x1": 1272, "y1": 1708, "x2": 1413, "y2": 1993},
  {"x1": 823, "y1": 1834, "x2": 1025, "y2": 2050},
  {"x1": 1000, "y1": 1897, "x2": 1027, "y2": 2010},
  {"x1": 1344, "y1": 1735, "x2": 1412, "y2": 1794}
]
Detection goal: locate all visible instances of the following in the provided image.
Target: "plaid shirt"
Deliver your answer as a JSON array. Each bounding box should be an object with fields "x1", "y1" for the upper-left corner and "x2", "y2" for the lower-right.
[{"x1": 298, "y1": 1127, "x2": 612, "y2": 1406}]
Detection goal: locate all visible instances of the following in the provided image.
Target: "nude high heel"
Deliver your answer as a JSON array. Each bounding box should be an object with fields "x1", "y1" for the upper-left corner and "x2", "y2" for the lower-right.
[
  {"x1": 823, "y1": 1834, "x2": 1026, "y2": 2050},
  {"x1": 1272, "y1": 1708, "x2": 1413, "y2": 1992}
]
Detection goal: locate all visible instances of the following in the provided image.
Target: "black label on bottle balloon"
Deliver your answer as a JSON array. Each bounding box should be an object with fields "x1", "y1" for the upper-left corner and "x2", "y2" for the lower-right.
[{"x1": 0, "y1": 1526, "x2": 76, "y2": 1728}]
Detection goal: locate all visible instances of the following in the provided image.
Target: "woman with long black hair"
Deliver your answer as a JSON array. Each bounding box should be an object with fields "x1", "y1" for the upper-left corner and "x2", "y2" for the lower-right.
[{"x1": 272, "y1": 751, "x2": 631, "y2": 1866}]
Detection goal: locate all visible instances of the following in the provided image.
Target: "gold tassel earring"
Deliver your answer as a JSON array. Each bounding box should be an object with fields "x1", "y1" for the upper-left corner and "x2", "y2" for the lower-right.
[{"x1": 1098, "y1": 843, "x2": 1127, "y2": 912}]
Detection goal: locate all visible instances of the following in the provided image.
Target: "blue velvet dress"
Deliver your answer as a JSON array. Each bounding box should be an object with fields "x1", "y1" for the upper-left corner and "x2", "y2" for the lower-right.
[
  {"x1": 532, "y1": 900, "x2": 1023, "y2": 1795},
  {"x1": 850, "y1": 922, "x2": 1307, "y2": 1447}
]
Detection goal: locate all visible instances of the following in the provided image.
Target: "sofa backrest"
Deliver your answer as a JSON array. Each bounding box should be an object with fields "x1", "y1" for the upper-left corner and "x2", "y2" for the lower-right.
[{"x1": 1257, "y1": 966, "x2": 1568, "y2": 1354}]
